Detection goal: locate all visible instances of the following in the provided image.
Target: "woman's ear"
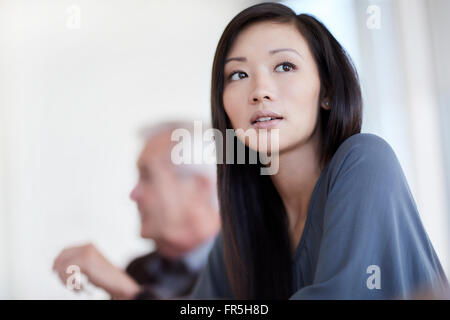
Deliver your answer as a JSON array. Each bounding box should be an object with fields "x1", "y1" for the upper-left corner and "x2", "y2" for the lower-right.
[{"x1": 321, "y1": 98, "x2": 331, "y2": 110}]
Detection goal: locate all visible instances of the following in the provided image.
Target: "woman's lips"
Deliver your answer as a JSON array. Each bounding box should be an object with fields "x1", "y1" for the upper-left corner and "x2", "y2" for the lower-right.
[{"x1": 251, "y1": 118, "x2": 283, "y2": 129}]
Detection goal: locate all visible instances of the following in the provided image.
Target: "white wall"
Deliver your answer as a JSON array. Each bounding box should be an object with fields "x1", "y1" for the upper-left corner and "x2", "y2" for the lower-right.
[
  {"x1": 0, "y1": 1, "x2": 10, "y2": 295},
  {"x1": 427, "y1": 0, "x2": 450, "y2": 233},
  {"x1": 394, "y1": 0, "x2": 449, "y2": 274},
  {"x1": 0, "y1": 0, "x2": 256, "y2": 299}
]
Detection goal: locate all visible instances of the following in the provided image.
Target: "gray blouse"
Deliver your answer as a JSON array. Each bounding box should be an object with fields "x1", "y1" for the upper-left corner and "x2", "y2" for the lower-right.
[{"x1": 189, "y1": 133, "x2": 449, "y2": 299}]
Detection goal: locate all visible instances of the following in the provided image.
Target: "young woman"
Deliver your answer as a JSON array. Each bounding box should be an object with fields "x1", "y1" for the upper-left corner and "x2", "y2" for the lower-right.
[{"x1": 190, "y1": 2, "x2": 449, "y2": 299}]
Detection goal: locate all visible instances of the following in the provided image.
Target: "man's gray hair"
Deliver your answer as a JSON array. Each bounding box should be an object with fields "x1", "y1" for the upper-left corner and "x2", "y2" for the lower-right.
[{"x1": 138, "y1": 120, "x2": 218, "y2": 210}]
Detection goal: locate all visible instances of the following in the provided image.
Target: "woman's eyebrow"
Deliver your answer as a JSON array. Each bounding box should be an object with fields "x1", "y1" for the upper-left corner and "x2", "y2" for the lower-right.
[
  {"x1": 225, "y1": 57, "x2": 246, "y2": 65},
  {"x1": 269, "y1": 48, "x2": 303, "y2": 59},
  {"x1": 225, "y1": 48, "x2": 303, "y2": 65}
]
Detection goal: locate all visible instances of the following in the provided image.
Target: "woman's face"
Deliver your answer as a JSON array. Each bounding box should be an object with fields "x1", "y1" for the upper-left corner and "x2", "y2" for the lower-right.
[{"x1": 222, "y1": 21, "x2": 329, "y2": 154}]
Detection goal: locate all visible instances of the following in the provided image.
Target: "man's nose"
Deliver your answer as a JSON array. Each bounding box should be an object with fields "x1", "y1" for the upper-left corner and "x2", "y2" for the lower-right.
[{"x1": 130, "y1": 185, "x2": 139, "y2": 201}]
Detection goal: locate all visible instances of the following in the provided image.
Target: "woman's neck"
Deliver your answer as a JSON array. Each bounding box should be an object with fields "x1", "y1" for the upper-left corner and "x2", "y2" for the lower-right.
[{"x1": 270, "y1": 131, "x2": 323, "y2": 249}]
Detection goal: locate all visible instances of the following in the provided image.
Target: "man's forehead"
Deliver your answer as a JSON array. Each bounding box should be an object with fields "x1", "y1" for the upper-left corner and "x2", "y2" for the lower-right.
[{"x1": 137, "y1": 133, "x2": 173, "y2": 168}]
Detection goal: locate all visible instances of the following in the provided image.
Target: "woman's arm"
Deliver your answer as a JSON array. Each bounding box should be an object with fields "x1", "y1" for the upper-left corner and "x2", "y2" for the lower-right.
[{"x1": 290, "y1": 134, "x2": 448, "y2": 299}]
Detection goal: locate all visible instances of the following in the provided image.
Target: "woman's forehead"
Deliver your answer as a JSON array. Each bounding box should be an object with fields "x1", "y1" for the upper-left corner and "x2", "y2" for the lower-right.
[{"x1": 226, "y1": 21, "x2": 309, "y2": 60}]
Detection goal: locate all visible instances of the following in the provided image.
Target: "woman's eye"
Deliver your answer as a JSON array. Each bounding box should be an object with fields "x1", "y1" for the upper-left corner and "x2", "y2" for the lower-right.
[
  {"x1": 229, "y1": 71, "x2": 247, "y2": 81},
  {"x1": 275, "y1": 62, "x2": 296, "y2": 72}
]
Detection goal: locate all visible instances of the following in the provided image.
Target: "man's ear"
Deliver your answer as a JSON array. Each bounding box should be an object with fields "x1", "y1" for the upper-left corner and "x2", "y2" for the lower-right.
[{"x1": 193, "y1": 174, "x2": 211, "y2": 197}]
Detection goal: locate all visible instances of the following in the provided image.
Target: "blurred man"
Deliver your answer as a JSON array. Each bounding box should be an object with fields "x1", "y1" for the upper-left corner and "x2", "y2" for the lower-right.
[{"x1": 53, "y1": 121, "x2": 221, "y2": 299}]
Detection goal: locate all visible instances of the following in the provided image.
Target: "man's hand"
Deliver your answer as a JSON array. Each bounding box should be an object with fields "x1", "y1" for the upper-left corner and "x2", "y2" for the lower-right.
[{"x1": 52, "y1": 243, "x2": 141, "y2": 299}]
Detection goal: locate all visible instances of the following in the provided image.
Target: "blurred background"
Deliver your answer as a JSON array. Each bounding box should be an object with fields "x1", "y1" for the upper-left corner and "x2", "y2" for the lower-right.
[{"x1": 0, "y1": 0, "x2": 449, "y2": 299}]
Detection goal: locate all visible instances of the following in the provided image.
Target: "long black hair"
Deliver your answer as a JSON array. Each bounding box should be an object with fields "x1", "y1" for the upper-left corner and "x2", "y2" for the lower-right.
[{"x1": 211, "y1": 2, "x2": 362, "y2": 299}]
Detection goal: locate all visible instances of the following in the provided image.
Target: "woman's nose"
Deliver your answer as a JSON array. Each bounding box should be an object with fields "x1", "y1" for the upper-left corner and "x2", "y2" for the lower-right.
[
  {"x1": 251, "y1": 93, "x2": 272, "y2": 103},
  {"x1": 249, "y1": 73, "x2": 276, "y2": 104}
]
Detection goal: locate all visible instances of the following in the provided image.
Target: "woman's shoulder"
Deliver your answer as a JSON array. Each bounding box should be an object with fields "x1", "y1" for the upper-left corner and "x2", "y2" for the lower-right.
[
  {"x1": 321, "y1": 133, "x2": 406, "y2": 195},
  {"x1": 335, "y1": 133, "x2": 395, "y2": 160}
]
